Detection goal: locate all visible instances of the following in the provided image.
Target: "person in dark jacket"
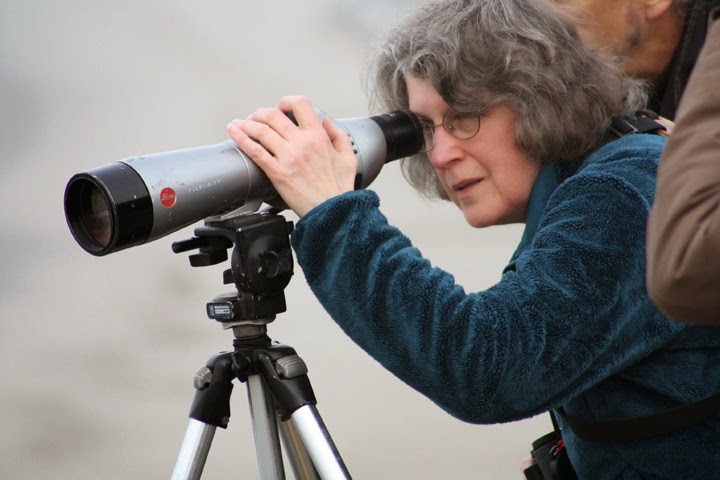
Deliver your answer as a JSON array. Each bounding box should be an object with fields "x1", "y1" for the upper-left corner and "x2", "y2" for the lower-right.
[
  {"x1": 552, "y1": 0, "x2": 719, "y2": 119},
  {"x1": 227, "y1": 0, "x2": 720, "y2": 477}
]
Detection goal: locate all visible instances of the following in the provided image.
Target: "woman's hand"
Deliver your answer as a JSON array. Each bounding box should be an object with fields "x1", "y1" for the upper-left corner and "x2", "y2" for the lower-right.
[{"x1": 227, "y1": 96, "x2": 358, "y2": 217}]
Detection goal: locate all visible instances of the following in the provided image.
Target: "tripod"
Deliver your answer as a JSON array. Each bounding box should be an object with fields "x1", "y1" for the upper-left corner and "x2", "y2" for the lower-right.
[{"x1": 170, "y1": 212, "x2": 351, "y2": 480}]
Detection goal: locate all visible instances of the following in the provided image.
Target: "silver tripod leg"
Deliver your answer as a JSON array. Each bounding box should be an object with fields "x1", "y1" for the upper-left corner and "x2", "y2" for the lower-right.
[
  {"x1": 171, "y1": 419, "x2": 216, "y2": 480},
  {"x1": 247, "y1": 375, "x2": 351, "y2": 480},
  {"x1": 247, "y1": 374, "x2": 286, "y2": 479},
  {"x1": 280, "y1": 417, "x2": 320, "y2": 479},
  {"x1": 248, "y1": 372, "x2": 350, "y2": 479},
  {"x1": 288, "y1": 405, "x2": 351, "y2": 479}
]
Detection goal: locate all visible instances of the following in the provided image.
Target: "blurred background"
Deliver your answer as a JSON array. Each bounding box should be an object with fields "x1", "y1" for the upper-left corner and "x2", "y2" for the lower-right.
[{"x1": 0, "y1": 1, "x2": 550, "y2": 478}]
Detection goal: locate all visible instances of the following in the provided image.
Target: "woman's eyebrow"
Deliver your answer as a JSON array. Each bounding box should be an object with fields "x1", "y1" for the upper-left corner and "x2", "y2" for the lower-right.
[{"x1": 411, "y1": 111, "x2": 437, "y2": 123}]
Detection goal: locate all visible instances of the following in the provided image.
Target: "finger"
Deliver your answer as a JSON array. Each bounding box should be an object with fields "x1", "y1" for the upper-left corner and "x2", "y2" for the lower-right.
[
  {"x1": 227, "y1": 119, "x2": 281, "y2": 172},
  {"x1": 247, "y1": 107, "x2": 299, "y2": 142},
  {"x1": 277, "y1": 96, "x2": 322, "y2": 129},
  {"x1": 323, "y1": 117, "x2": 355, "y2": 156}
]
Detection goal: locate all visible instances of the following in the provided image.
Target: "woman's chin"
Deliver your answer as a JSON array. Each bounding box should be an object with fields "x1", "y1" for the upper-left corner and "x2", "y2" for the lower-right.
[
  {"x1": 461, "y1": 207, "x2": 520, "y2": 229},
  {"x1": 462, "y1": 210, "x2": 494, "y2": 229}
]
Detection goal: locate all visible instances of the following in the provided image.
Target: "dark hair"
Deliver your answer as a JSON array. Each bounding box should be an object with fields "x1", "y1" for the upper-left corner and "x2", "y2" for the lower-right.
[{"x1": 368, "y1": 0, "x2": 648, "y2": 199}]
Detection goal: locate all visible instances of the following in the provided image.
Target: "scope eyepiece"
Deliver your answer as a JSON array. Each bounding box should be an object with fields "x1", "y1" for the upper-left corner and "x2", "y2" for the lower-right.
[{"x1": 370, "y1": 110, "x2": 424, "y2": 163}]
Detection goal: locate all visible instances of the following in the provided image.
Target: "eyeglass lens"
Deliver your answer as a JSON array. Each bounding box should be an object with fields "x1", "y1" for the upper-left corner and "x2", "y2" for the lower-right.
[{"x1": 420, "y1": 111, "x2": 480, "y2": 152}]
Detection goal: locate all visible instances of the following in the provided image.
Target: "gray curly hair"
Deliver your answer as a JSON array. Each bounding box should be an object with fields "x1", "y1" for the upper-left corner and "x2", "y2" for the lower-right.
[{"x1": 367, "y1": 0, "x2": 648, "y2": 200}]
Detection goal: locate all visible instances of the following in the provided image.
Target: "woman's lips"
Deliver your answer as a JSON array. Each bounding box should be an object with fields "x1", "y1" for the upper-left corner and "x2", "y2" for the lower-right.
[{"x1": 454, "y1": 178, "x2": 483, "y2": 193}]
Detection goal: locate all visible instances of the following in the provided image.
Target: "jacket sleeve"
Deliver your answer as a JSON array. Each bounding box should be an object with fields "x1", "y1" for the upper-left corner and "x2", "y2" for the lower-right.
[
  {"x1": 291, "y1": 173, "x2": 682, "y2": 424},
  {"x1": 646, "y1": 10, "x2": 720, "y2": 324}
]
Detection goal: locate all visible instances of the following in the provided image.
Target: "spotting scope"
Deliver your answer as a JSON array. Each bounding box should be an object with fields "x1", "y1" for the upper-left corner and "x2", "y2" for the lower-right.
[{"x1": 64, "y1": 110, "x2": 423, "y2": 256}]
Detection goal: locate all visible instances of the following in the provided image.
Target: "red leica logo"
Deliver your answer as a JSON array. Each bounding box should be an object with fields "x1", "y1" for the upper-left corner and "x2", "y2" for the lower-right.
[{"x1": 160, "y1": 188, "x2": 176, "y2": 208}]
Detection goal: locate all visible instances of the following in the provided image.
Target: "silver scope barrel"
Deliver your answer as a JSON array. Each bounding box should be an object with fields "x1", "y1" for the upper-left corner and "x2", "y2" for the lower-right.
[{"x1": 64, "y1": 110, "x2": 423, "y2": 256}]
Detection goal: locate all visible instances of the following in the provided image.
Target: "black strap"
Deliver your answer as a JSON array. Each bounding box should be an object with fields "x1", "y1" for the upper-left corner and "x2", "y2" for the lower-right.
[
  {"x1": 556, "y1": 391, "x2": 720, "y2": 443},
  {"x1": 591, "y1": 117, "x2": 638, "y2": 160},
  {"x1": 633, "y1": 109, "x2": 670, "y2": 134},
  {"x1": 558, "y1": 112, "x2": 667, "y2": 182},
  {"x1": 610, "y1": 111, "x2": 667, "y2": 138}
]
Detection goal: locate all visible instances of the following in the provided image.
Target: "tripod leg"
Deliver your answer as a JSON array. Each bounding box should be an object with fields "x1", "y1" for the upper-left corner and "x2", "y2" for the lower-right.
[
  {"x1": 171, "y1": 419, "x2": 216, "y2": 480},
  {"x1": 173, "y1": 352, "x2": 237, "y2": 480},
  {"x1": 279, "y1": 419, "x2": 321, "y2": 480},
  {"x1": 247, "y1": 374, "x2": 286, "y2": 479},
  {"x1": 254, "y1": 347, "x2": 351, "y2": 479},
  {"x1": 290, "y1": 405, "x2": 351, "y2": 479}
]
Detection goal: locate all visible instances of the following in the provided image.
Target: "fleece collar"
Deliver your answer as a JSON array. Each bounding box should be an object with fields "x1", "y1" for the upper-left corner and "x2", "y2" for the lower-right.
[{"x1": 504, "y1": 163, "x2": 562, "y2": 273}]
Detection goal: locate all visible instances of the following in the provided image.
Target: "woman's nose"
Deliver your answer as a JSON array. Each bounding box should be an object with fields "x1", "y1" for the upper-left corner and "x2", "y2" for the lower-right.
[{"x1": 428, "y1": 132, "x2": 462, "y2": 169}]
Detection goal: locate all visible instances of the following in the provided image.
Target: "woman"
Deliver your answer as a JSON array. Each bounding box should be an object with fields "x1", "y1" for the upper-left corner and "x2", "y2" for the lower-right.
[{"x1": 227, "y1": 0, "x2": 720, "y2": 477}]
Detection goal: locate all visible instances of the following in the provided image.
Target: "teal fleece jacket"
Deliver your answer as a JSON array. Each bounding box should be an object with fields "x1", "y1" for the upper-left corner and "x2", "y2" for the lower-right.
[{"x1": 290, "y1": 133, "x2": 720, "y2": 479}]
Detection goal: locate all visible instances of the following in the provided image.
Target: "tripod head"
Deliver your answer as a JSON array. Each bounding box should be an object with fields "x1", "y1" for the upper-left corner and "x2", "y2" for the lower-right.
[{"x1": 172, "y1": 210, "x2": 294, "y2": 330}]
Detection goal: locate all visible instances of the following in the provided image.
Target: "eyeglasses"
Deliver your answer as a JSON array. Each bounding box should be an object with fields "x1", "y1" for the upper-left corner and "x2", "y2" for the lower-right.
[{"x1": 419, "y1": 111, "x2": 481, "y2": 152}]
